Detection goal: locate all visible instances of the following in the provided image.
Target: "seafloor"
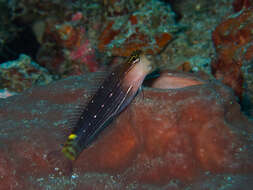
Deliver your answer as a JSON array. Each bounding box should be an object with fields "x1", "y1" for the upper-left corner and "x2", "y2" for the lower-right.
[{"x1": 0, "y1": 0, "x2": 253, "y2": 189}]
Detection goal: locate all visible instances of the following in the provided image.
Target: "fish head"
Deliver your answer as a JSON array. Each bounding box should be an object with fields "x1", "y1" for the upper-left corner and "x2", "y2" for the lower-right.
[{"x1": 121, "y1": 50, "x2": 153, "y2": 93}]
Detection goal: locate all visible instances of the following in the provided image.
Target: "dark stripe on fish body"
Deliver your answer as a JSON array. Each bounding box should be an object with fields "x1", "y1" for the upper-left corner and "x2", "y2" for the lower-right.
[
  {"x1": 76, "y1": 74, "x2": 124, "y2": 135},
  {"x1": 63, "y1": 55, "x2": 141, "y2": 160}
]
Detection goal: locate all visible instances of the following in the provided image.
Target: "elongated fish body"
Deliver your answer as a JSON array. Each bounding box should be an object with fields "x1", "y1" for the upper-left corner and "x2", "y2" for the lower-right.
[{"x1": 62, "y1": 51, "x2": 152, "y2": 161}]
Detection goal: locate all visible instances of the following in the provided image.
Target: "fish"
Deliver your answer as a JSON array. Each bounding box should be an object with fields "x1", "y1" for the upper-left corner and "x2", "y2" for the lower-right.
[{"x1": 61, "y1": 50, "x2": 152, "y2": 161}]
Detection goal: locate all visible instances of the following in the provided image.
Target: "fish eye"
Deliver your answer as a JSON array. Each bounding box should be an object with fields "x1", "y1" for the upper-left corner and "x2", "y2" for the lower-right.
[
  {"x1": 132, "y1": 57, "x2": 140, "y2": 65},
  {"x1": 128, "y1": 50, "x2": 141, "y2": 65}
]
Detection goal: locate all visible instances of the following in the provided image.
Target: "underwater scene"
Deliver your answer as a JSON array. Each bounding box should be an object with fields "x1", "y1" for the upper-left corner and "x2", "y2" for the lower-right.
[{"x1": 0, "y1": 0, "x2": 253, "y2": 189}]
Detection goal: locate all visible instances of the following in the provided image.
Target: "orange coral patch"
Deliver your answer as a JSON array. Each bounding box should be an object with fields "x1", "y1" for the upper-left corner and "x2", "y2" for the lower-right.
[
  {"x1": 98, "y1": 18, "x2": 172, "y2": 56},
  {"x1": 111, "y1": 32, "x2": 172, "y2": 57},
  {"x1": 55, "y1": 24, "x2": 83, "y2": 48},
  {"x1": 177, "y1": 61, "x2": 192, "y2": 72},
  {"x1": 98, "y1": 21, "x2": 120, "y2": 51},
  {"x1": 155, "y1": 33, "x2": 172, "y2": 49},
  {"x1": 111, "y1": 33, "x2": 148, "y2": 56},
  {"x1": 129, "y1": 15, "x2": 138, "y2": 25}
]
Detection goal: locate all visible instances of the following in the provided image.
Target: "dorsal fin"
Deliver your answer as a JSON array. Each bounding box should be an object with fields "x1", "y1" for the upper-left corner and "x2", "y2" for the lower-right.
[{"x1": 65, "y1": 67, "x2": 114, "y2": 132}]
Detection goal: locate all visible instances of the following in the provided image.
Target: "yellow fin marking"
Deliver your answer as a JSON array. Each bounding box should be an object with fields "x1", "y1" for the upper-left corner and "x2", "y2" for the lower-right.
[
  {"x1": 68, "y1": 134, "x2": 77, "y2": 140},
  {"x1": 62, "y1": 147, "x2": 76, "y2": 161}
]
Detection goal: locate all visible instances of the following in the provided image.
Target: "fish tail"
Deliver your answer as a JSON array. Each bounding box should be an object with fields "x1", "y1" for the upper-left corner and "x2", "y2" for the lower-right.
[{"x1": 61, "y1": 133, "x2": 80, "y2": 161}]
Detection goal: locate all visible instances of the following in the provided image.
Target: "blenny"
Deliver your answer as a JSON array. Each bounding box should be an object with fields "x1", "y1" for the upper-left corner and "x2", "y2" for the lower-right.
[{"x1": 62, "y1": 50, "x2": 152, "y2": 161}]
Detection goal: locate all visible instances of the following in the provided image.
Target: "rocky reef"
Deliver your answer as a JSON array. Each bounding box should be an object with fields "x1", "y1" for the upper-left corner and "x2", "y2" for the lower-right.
[
  {"x1": 0, "y1": 0, "x2": 253, "y2": 189},
  {"x1": 1, "y1": 0, "x2": 253, "y2": 114},
  {"x1": 0, "y1": 54, "x2": 52, "y2": 92},
  {"x1": 212, "y1": 6, "x2": 253, "y2": 116}
]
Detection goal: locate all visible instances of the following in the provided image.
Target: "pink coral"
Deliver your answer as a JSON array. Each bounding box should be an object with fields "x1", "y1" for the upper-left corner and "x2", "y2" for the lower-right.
[
  {"x1": 71, "y1": 12, "x2": 83, "y2": 22},
  {"x1": 69, "y1": 40, "x2": 98, "y2": 72},
  {"x1": 38, "y1": 18, "x2": 98, "y2": 75}
]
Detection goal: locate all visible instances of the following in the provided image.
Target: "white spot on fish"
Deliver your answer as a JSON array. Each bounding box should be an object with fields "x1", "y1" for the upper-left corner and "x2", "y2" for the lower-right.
[
  {"x1": 101, "y1": 104, "x2": 104, "y2": 108},
  {"x1": 91, "y1": 100, "x2": 94, "y2": 103},
  {"x1": 83, "y1": 129, "x2": 86, "y2": 133},
  {"x1": 109, "y1": 93, "x2": 113, "y2": 97},
  {"x1": 94, "y1": 115, "x2": 97, "y2": 118},
  {"x1": 88, "y1": 123, "x2": 91, "y2": 126}
]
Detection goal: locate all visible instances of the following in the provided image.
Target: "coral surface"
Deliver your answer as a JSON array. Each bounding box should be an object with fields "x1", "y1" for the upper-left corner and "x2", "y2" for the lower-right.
[
  {"x1": 0, "y1": 72, "x2": 252, "y2": 189},
  {"x1": 211, "y1": 7, "x2": 253, "y2": 115},
  {"x1": 0, "y1": 0, "x2": 237, "y2": 93},
  {"x1": 160, "y1": 0, "x2": 234, "y2": 73},
  {"x1": 98, "y1": 0, "x2": 177, "y2": 57},
  {"x1": 0, "y1": 1, "x2": 253, "y2": 188},
  {"x1": 0, "y1": 54, "x2": 52, "y2": 92},
  {"x1": 38, "y1": 18, "x2": 98, "y2": 75}
]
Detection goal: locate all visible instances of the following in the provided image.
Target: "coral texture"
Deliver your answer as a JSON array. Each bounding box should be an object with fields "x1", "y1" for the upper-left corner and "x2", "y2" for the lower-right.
[
  {"x1": 98, "y1": 0, "x2": 177, "y2": 56},
  {"x1": 0, "y1": 72, "x2": 252, "y2": 189},
  {"x1": 211, "y1": 7, "x2": 253, "y2": 115},
  {"x1": 37, "y1": 17, "x2": 98, "y2": 76},
  {"x1": 0, "y1": 54, "x2": 52, "y2": 92},
  {"x1": 159, "y1": 0, "x2": 234, "y2": 74}
]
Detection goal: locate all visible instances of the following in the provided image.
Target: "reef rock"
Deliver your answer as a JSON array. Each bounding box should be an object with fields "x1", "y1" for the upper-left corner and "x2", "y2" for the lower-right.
[
  {"x1": 0, "y1": 72, "x2": 252, "y2": 189},
  {"x1": 98, "y1": 0, "x2": 177, "y2": 57},
  {"x1": 212, "y1": 7, "x2": 253, "y2": 116},
  {"x1": 0, "y1": 54, "x2": 53, "y2": 93}
]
